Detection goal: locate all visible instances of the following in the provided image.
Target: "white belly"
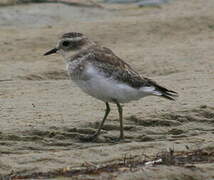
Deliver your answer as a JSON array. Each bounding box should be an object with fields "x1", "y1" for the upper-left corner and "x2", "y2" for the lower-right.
[
  {"x1": 67, "y1": 63, "x2": 154, "y2": 103},
  {"x1": 73, "y1": 76, "x2": 148, "y2": 103}
]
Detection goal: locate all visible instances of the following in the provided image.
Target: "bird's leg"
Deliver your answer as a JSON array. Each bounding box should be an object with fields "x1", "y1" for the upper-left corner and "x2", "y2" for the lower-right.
[
  {"x1": 115, "y1": 101, "x2": 124, "y2": 139},
  {"x1": 79, "y1": 102, "x2": 110, "y2": 142},
  {"x1": 93, "y1": 102, "x2": 110, "y2": 138}
]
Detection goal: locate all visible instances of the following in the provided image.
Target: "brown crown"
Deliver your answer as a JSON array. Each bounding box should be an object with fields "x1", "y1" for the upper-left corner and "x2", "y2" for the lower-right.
[{"x1": 61, "y1": 32, "x2": 84, "y2": 39}]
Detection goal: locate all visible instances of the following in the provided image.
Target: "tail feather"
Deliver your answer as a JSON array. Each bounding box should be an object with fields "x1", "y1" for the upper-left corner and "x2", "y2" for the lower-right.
[
  {"x1": 161, "y1": 92, "x2": 177, "y2": 101},
  {"x1": 140, "y1": 78, "x2": 178, "y2": 101},
  {"x1": 154, "y1": 84, "x2": 178, "y2": 101}
]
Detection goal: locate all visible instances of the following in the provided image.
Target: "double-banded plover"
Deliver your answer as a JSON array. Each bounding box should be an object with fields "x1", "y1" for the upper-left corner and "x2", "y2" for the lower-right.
[{"x1": 44, "y1": 32, "x2": 177, "y2": 141}]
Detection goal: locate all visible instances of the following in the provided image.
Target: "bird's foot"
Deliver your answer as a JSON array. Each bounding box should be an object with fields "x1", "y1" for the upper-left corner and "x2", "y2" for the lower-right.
[
  {"x1": 105, "y1": 135, "x2": 128, "y2": 143},
  {"x1": 78, "y1": 134, "x2": 128, "y2": 143},
  {"x1": 120, "y1": 134, "x2": 124, "y2": 140},
  {"x1": 78, "y1": 134, "x2": 98, "y2": 142}
]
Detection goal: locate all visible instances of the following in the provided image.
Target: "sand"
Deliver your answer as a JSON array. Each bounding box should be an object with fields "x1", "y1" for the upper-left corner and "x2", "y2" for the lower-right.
[{"x1": 0, "y1": 0, "x2": 213, "y2": 179}]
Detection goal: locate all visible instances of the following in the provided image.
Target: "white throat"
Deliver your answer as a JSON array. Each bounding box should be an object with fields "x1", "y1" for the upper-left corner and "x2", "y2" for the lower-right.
[{"x1": 58, "y1": 49, "x2": 78, "y2": 60}]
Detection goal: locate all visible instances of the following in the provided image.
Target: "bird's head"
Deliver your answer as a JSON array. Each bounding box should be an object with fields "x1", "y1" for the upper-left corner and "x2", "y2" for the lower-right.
[{"x1": 44, "y1": 32, "x2": 91, "y2": 58}]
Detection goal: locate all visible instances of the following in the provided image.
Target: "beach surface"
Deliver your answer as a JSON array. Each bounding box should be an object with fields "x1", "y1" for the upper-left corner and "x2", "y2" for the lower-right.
[{"x1": 0, "y1": 0, "x2": 213, "y2": 179}]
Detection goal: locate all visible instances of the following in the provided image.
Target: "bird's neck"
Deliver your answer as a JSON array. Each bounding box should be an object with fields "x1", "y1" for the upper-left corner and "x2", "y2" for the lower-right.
[{"x1": 59, "y1": 49, "x2": 78, "y2": 60}]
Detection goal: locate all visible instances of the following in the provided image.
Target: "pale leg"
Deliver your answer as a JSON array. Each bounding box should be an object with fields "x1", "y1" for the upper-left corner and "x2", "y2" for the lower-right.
[
  {"x1": 115, "y1": 101, "x2": 124, "y2": 139},
  {"x1": 93, "y1": 102, "x2": 110, "y2": 137}
]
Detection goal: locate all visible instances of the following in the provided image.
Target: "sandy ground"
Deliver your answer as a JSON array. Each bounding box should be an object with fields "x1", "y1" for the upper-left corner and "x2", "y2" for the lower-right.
[{"x1": 0, "y1": 0, "x2": 214, "y2": 179}]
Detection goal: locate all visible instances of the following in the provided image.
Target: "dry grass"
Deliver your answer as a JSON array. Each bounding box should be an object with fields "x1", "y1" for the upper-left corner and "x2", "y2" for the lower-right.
[{"x1": 3, "y1": 148, "x2": 213, "y2": 179}]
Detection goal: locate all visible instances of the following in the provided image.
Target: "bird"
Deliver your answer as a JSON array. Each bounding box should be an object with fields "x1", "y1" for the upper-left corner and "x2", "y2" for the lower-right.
[{"x1": 44, "y1": 32, "x2": 178, "y2": 141}]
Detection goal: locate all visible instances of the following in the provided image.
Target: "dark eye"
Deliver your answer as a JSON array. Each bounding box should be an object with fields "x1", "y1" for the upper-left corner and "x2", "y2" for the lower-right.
[{"x1": 62, "y1": 41, "x2": 70, "y2": 47}]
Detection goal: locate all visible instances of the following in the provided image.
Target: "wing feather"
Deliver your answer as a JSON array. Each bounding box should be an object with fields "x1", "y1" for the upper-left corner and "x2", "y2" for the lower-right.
[{"x1": 71, "y1": 45, "x2": 178, "y2": 100}]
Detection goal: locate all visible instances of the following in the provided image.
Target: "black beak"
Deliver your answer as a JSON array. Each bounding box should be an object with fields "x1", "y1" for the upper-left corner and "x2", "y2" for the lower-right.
[{"x1": 44, "y1": 48, "x2": 58, "y2": 56}]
